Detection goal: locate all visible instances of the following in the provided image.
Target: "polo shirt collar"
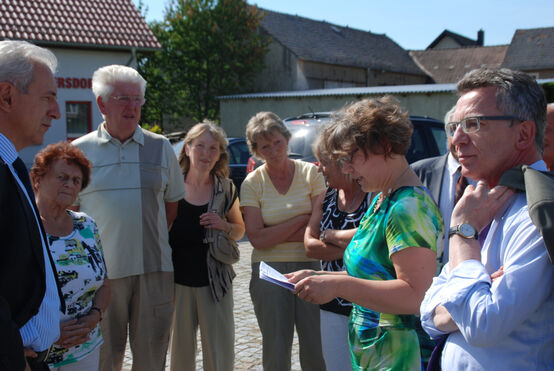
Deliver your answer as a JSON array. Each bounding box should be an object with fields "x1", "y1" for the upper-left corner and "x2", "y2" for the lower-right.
[{"x1": 97, "y1": 122, "x2": 145, "y2": 146}]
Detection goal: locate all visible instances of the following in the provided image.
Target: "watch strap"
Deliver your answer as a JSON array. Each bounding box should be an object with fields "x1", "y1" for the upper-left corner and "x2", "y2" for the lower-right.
[{"x1": 448, "y1": 224, "x2": 478, "y2": 240}]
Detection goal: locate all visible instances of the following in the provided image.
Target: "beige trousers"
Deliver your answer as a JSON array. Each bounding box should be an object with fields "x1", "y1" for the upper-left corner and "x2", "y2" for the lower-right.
[
  {"x1": 250, "y1": 262, "x2": 326, "y2": 371},
  {"x1": 170, "y1": 284, "x2": 234, "y2": 371},
  {"x1": 99, "y1": 272, "x2": 174, "y2": 371}
]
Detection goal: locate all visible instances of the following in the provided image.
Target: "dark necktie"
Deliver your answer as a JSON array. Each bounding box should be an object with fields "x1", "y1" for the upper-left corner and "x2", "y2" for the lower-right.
[
  {"x1": 13, "y1": 157, "x2": 36, "y2": 203},
  {"x1": 454, "y1": 167, "x2": 468, "y2": 205}
]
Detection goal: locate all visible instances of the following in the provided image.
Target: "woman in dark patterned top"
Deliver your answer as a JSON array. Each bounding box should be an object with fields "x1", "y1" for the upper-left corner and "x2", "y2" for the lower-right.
[{"x1": 303, "y1": 125, "x2": 369, "y2": 370}]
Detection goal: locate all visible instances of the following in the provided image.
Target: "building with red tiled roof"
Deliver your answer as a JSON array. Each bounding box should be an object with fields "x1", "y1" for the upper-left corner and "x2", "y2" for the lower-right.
[{"x1": 0, "y1": 0, "x2": 160, "y2": 165}]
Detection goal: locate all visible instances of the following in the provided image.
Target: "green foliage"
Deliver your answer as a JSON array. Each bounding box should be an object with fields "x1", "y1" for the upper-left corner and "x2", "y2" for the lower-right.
[
  {"x1": 142, "y1": 123, "x2": 163, "y2": 134},
  {"x1": 137, "y1": 0, "x2": 269, "y2": 130}
]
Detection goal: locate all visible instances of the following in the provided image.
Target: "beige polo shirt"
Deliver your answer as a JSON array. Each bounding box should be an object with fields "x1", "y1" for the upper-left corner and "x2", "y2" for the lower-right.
[
  {"x1": 73, "y1": 123, "x2": 185, "y2": 279},
  {"x1": 240, "y1": 160, "x2": 325, "y2": 263}
]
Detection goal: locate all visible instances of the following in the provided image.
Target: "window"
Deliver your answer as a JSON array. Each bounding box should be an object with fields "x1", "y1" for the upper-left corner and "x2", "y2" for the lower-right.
[{"x1": 66, "y1": 101, "x2": 91, "y2": 139}]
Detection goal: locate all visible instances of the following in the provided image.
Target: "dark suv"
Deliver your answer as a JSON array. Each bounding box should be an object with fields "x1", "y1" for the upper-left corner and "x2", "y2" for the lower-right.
[{"x1": 247, "y1": 112, "x2": 447, "y2": 172}]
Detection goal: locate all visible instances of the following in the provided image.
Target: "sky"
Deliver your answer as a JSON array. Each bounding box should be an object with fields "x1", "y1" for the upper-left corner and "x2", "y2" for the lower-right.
[{"x1": 133, "y1": 0, "x2": 554, "y2": 50}]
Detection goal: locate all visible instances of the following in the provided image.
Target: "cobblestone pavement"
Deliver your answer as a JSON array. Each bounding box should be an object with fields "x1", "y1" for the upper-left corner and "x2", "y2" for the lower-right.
[{"x1": 123, "y1": 240, "x2": 301, "y2": 370}]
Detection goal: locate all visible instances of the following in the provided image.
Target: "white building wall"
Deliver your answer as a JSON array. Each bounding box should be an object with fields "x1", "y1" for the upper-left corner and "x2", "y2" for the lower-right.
[{"x1": 20, "y1": 47, "x2": 133, "y2": 165}]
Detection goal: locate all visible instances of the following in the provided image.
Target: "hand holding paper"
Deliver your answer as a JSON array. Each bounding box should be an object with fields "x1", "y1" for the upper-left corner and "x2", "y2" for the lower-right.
[{"x1": 259, "y1": 261, "x2": 295, "y2": 291}]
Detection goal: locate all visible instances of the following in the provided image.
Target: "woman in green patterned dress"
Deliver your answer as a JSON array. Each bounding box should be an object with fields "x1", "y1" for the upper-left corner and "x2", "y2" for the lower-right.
[{"x1": 286, "y1": 96, "x2": 444, "y2": 370}]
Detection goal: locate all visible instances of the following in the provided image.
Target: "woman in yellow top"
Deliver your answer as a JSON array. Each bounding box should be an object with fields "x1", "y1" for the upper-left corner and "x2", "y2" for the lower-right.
[{"x1": 240, "y1": 112, "x2": 326, "y2": 371}]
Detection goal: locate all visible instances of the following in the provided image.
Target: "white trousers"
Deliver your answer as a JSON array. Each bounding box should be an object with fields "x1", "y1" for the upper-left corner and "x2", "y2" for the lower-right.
[{"x1": 320, "y1": 309, "x2": 352, "y2": 371}]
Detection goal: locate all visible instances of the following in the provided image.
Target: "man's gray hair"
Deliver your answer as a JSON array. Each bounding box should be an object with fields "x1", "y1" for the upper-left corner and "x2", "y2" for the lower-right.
[
  {"x1": 0, "y1": 40, "x2": 57, "y2": 93},
  {"x1": 444, "y1": 105, "x2": 456, "y2": 124},
  {"x1": 457, "y1": 68, "x2": 547, "y2": 153},
  {"x1": 92, "y1": 65, "x2": 146, "y2": 102}
]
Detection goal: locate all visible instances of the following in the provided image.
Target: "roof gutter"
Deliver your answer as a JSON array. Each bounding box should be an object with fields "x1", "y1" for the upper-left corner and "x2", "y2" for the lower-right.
[{"x1": 15, "y1": 39, "x2": 161, "y2": 53}]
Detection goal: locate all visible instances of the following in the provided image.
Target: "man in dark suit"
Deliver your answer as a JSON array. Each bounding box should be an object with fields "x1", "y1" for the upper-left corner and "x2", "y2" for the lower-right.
[
  {"x1": 0, "y1": 40, "x2": 64, "y2": 370},
  {"x1": 411, "y1": 106, "x2": 468, "y2": 264}
]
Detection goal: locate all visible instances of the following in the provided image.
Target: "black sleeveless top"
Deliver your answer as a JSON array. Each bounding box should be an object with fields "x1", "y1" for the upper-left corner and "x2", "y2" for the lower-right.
[
  {"x1": 169, "y1": 199, "x2": 210, "y2": 287},
  {"x1": 320, "y1": 187, "x2": 368, "y2": 316}
]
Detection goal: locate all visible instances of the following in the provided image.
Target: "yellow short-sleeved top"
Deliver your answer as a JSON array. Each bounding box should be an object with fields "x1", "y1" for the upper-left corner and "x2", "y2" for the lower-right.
[{"x1": 240, "y1": 160, "x2": 325, "y2": 263}]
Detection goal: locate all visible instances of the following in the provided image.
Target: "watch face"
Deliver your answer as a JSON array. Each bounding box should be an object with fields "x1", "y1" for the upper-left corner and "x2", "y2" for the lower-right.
[{"x1": 459, "y1": 224, "x2": 475, "y2": 238}]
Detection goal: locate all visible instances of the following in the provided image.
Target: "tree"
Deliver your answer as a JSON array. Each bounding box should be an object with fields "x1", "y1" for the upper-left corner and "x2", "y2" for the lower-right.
[{"x1": 137, "y1": 0, "x2": 269, "y2": 130}]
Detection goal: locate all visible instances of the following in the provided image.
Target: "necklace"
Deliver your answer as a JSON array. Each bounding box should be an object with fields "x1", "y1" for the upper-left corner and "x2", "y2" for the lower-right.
[{"x1": 373, "y1": 165, "x2": 411, "y2": 213}]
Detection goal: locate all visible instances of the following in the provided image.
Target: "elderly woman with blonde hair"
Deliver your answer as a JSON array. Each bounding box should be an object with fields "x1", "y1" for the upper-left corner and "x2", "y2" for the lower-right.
[
  {"x1": 241, "y1": 112, "x2": 326, "y2": 371},
  {"x1": 169, "y1": 121, "x2": 245, "y2": 371},
  {"x1": 287, "y1": 97, "x2": 444, "y2": 370}
]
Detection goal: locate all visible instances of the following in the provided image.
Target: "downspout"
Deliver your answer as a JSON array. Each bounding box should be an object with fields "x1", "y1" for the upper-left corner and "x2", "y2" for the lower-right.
[{"x1": 126, "y1": 47, "x2": 137, "y2": 68}]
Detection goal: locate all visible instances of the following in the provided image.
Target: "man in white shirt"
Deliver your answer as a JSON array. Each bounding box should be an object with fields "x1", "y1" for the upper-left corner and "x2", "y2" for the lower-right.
[
  {"x1": 73, "y1": 65, "x2": 185, "y2": 371},
  {"x1": 420, "y1": 68, "x2": 554, "y2": 370}
]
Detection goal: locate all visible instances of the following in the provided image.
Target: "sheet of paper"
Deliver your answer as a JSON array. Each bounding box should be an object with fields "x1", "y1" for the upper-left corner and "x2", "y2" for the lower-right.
[{"x1": 259, "y1": 261, "x2": 295, "y2": 291}]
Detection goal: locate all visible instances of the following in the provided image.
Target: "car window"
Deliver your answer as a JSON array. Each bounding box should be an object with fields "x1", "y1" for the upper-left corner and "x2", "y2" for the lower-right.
[
  {"x1": 430, "y1": 126, "x2": 448, "y2": 155},
  {"x1": 228, "y1": 141, "x2": 250, "y2": 165},
  {"x1": 406, "y1": 126, "x2": 428, "y2": 164},
  {"x1": 287, "y1": 125, "x2": 321, "y2": 162}
]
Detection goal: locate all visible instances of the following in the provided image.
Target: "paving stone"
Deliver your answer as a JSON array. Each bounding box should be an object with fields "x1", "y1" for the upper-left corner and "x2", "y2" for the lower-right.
[{"x1": 122, "y1": 240, "x2": 301, "y2": 370}]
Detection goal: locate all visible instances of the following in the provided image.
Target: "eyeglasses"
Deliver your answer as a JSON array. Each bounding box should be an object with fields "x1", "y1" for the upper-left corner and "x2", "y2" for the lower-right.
[
  {"x1": 338, "y1": 148, "x2": 359, "y2": 168},
  {"x1": 445, "y1": 116, "x2": 522, "y2": 137},
  {"x1": 110, "y1": 95, "x2": 146, "y2": 106}
]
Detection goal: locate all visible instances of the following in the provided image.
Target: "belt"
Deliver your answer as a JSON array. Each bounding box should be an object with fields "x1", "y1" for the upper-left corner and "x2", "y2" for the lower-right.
[{"x1": 26, "y1": 344, "x2": 53, "y2": 369}]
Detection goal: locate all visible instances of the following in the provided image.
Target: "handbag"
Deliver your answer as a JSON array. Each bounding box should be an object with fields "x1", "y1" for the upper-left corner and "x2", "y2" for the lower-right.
[{"x1": 206, "y1": 177, "x2": 240, "y2": 265}]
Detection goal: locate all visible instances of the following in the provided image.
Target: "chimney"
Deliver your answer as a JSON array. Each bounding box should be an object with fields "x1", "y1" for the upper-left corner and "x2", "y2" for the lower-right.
[{"x1": 477, "y1": 29, "x2": 484, "y2": 46}]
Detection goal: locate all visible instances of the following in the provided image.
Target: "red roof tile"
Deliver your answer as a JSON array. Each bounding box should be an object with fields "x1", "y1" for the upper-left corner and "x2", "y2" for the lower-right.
[{"x1": 0, "y1": 0, "x2": 160, "y2": 50}]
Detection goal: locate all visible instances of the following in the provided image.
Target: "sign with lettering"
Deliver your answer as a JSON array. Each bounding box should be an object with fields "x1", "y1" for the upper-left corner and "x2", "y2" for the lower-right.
[{"x1": 57, "y1": 77, "x2": 92, "y2": 89}]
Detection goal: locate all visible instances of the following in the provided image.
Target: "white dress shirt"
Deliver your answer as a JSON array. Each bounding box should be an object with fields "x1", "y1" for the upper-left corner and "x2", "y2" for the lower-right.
[
  {"x1": 438, "y1": 153, "x2": 461, "y2": 263},
  {"x1": 421, "y1": 160, "x2": 554, "y2": 370}
]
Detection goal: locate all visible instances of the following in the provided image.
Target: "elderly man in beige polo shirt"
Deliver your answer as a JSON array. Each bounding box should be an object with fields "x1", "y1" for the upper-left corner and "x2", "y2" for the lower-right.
[{"x1": 72, "y1": 65, "x2": 185, "y2": 371}]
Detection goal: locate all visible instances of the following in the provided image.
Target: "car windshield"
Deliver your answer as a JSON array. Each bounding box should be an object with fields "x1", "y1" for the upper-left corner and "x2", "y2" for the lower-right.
[{"x1": 286, "y1": 118, "x2": 330, "y2": 162}]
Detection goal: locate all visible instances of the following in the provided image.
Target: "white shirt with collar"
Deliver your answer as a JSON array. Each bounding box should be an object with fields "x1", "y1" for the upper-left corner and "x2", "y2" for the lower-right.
[{"x1": 421, "y1": 160, "x2": 554, "y2": 370}]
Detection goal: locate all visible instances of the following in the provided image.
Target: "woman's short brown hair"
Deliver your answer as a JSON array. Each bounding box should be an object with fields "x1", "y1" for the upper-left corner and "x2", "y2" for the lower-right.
[
  {"x1": 325, "y1": 96, "x2": 413, "y2": 160},
  {"x1": 245, "y1": 111, "x2": 291, "y2": 159},
  {"x1": 30, "y1": 141, "x2": 92, "y2": 191},
  {"x1": 178, "y1": 120, "x2": 230, "y2": 178}
]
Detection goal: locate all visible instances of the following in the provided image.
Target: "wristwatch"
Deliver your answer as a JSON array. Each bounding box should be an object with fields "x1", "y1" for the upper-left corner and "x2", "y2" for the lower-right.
[
  {"x1": 448, "y1": 223, "x2": 478, "y2": 240},
  {"x1": 319, "y1": 229, "x2": 327, "y2": 243}
]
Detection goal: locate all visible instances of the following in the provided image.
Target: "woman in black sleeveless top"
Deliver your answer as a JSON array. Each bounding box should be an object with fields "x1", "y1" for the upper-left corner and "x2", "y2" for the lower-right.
[{"x1": 169, "y1": 121, "x2": 245, "y2": 371}]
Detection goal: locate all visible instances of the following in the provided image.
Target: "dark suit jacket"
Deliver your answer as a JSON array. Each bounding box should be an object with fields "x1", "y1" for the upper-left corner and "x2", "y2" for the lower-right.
[
  {"x1": 0, "y1": 158, "x2": 48, "y2": 370},
  {"x1": 411, "y1": 154, "x2": 449, "y2": 204}
]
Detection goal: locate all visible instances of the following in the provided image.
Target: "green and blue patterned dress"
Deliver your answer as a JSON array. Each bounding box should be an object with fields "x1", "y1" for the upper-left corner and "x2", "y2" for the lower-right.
[{"x1": 344, "y1": 186, "x2": 443, "y2": 370}]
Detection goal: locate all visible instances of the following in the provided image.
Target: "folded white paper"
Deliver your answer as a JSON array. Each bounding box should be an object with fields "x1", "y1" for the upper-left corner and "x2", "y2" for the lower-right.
[{"x1": 259, "y1": 261, "x2": 295, "y2": 291}]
